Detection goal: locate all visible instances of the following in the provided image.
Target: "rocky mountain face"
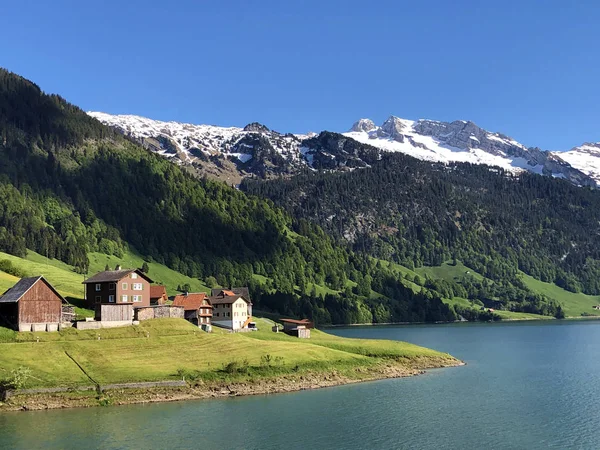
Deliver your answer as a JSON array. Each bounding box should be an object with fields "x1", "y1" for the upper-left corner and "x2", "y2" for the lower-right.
[
  {"x1": 346, "y1": 116, "x2": 599, "y2": 187},
  {"x1": 88, "y1": 112, "x2": 600, "y2": 188}
]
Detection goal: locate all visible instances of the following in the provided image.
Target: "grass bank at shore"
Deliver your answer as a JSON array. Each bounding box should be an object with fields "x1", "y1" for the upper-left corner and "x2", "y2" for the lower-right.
[{"x1": 0, "y1": 318, "x2": 461, "y2": 411}]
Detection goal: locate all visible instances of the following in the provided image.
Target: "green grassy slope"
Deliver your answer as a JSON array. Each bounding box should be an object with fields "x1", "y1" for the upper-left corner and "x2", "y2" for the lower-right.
[
  {"x1": 520, "y1": 273, "x2": 600, "y2": 317},
  {"x1": 0, "y1": 250, "x2": 211, "y2": 301},
  {"x1": 0, "y1": 251, "x2": 85, "y2": 299},
  {"x1": 0, "y1": 318, "x2": 458, "y2": 388},
  {"x1": 401, "y1": 260, "x2": 600, "y2": 319},
  {"x1": 415, "y1": 261, "x2": 485, "y2": 282},
  {"x1": 0, "y1": 271, "x2": 19, "y2": 295}
]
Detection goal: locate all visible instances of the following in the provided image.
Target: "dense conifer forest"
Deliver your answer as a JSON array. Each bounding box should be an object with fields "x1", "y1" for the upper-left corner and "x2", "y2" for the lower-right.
[{"x1": 243, "y1": 132, "x2": 600, "y2": 313}]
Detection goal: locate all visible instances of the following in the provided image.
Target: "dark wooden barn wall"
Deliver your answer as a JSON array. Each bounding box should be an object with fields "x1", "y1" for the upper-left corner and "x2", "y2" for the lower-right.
[{"x1": 18, "y1": 281, "x2": 62, "y2": 324}]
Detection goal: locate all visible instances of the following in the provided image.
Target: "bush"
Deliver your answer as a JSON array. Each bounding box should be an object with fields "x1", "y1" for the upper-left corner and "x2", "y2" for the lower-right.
[
  {"x1": 0, "y1": 259, "x2": 26, "y2": 278},
  {"x1": 260, "y1": 354, "x2": 284, "y2": 367},
  {"x1": 222, "y1": 359, "x2": 249, "y2": 375},
  {"x1": 0, "y1": 366, "x2": 32, "y2": 392}
]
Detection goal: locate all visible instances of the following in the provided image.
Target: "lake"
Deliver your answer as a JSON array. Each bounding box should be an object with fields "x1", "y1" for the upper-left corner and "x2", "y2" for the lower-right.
[{"x1": 2, "y1": 320, "x2": 600, "y2": 449}]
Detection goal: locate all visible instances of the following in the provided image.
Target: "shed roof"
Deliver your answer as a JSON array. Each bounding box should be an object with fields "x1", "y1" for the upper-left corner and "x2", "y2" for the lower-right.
[
  {"x1": 150, "y1": 285, "x2": 167, "y2": 299},
  {"x1": 0, "y1": 276, "x2": 67, "y2": 304},
  {"x1": 83, "y1": 269, "x2": 153, "y2": 284},
  {"x1": 172, "y1": 293, "x2": 212, "y2": 311},
  {"x1": 281, "y1": 318, "x2": 313, "y2": 325}
]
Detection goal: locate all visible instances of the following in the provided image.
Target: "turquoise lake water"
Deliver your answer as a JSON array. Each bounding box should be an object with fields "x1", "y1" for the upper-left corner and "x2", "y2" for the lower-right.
[{"x1": 1, "y1": 320, "x2": 600, "y2": 449}]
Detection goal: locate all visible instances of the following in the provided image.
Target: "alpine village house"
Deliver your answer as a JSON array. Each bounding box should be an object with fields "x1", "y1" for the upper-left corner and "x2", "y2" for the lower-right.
[
  {"x1": 172, "y1": 292, "x2": 213, "y2": 326},
  {"x1": 82, "y1": 266, "x2": 153, "y2": 321},
  {"x1": 210, "y1": 289, "x2": 253, "y2": 330}
]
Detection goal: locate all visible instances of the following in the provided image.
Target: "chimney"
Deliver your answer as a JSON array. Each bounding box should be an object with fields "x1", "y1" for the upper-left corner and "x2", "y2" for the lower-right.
[{"x1": 115, "y1": 265, "x2": 122, "y2": 270}]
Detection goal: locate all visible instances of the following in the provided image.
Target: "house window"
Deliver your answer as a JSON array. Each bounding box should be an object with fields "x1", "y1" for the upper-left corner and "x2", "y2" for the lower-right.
[
  {"x1": 95, "y1": 284, "x2": 101, "y2": 291},
  {"x1": 133, "y1": 283, "x2": 143, "y2": 291},
  {"x1": 131, "y1": 273, "x2": 138, "y2": 279},
  {"x1": 121, "y1": 295, "x2": 128, "y2": 303},
  {"x1": 109, "y1": 283, "x2": 116, "y2": 290},
  {"x1": 215, "y1": 313, "x2": 219, "y2": 317},
  {"x1": 133, "y1": 295, "x2": 142, "y2": 302},
  {"x1": 227, "y1": 312, "x2": 230, "y2": 317},
  {"x1": 122, "y1": 283, "x2": 128, "y2": 290},
  {"x1": 95, "y1": 296, "x2": 101, "y2": 303},
  {"x1": 108, "y1": 295, "x2": 115, "y2": 303}
]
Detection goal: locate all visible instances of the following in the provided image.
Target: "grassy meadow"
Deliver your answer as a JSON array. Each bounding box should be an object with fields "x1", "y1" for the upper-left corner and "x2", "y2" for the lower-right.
[{"x1": 0, "y1": 318, "x2": 457, "y2": 389}]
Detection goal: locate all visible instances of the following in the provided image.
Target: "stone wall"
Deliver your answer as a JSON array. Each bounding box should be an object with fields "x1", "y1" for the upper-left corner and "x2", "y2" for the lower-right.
[
  {"x1": 61, "y1": 305, "x2": 76, "y2": 322},
  {"x1": 135, "y1": 307, "x2": 155, "y2": 321},
  {"x1": 135, "y1": 306, "x2": 184, "y2": 321},
  {"x1": 75, "y1": 320, "x2": 132, "y2": 330}
]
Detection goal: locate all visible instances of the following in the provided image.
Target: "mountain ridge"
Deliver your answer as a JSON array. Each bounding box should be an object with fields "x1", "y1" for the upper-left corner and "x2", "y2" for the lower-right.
[{"x1": 89, "y1": 111, "x2": 600, "y2": 187}]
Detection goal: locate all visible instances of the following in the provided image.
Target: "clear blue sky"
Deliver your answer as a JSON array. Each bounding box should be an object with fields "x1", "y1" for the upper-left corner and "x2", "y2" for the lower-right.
[{"x1": 2, "y1": 0, "x2": 599, "y2": 149}]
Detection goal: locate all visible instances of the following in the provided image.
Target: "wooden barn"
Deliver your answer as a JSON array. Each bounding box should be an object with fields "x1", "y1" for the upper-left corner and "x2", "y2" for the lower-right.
[{"x1": 0, "y1": 276, "x2": 66, "y2": 332}]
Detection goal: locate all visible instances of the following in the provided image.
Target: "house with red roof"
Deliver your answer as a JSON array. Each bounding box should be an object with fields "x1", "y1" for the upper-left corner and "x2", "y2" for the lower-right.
[
  {"x1": 172, "y1": 292, "x2": 213, "y2": 325},
  {"x1": 150, "y1": 285, "x2": 168, "y2": 305}
]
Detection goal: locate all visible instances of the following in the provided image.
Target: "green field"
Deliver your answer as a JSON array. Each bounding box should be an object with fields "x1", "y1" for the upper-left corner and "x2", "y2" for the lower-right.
[
  {"x1": 415, "y1": 261, "x2": 485, "y2": 283},
  {"x1": 0, "y1": 271, "x2": 19, "y2": 295},
  {"x1": 0, "y1": 318, "x2": 458, "y2": 389},
  {"x1": 520, "y1": 273, "x2": 600, "y2": 318}
]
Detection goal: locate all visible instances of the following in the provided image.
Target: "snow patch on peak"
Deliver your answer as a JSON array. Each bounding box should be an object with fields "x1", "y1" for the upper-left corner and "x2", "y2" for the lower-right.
[
  {"x1": 349, "y1": 118, "x2": 376, "y2": 133},
  {"x1": 552, "y1": 143, "x2": 600, "y2": 184}
]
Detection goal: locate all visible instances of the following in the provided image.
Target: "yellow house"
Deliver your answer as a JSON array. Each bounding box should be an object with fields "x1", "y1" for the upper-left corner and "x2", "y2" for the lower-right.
[{"x1": 210, "y1": 290, "x2": 251, "y2": 330}]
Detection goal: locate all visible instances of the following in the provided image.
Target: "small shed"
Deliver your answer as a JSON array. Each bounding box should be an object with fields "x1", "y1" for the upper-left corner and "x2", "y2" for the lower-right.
[
  {"x1": 0, "y1": 276, "x2": 66, "y2": 332},
  {"x1": 280, "y1": 318, "x2": 314, "y2": 338}
]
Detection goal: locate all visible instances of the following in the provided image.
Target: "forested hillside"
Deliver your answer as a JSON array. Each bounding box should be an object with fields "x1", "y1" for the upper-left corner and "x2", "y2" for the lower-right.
[
  {"x1": 243, "y1": 132, "x2": 600, "y2": 315},
  {"x1": 0, "y1": 68, "x2": 459, "y2": 324}
]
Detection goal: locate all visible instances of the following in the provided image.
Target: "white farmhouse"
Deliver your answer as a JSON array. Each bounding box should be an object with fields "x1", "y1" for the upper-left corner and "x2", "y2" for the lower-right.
[{"x1": 210, "y1": 290, "x2": 251, "y2": 330}]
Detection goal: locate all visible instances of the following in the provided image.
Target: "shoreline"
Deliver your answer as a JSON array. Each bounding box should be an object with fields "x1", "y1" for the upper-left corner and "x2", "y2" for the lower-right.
[
  {"x1": 323, "y1": 315, "x2": 600, "y2": 328},
  {"x1": 0, "y1": 360, "x2": 465, "y2": 412}
]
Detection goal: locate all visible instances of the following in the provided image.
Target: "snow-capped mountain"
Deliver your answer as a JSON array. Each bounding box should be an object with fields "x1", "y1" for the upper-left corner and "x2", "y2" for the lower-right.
[
  {"x1": 88, "y1": 112, "x2": 600, "y2": 187},
  {"x1": 345, "y1": 116, "x2": 596, "y2": 186},
  {"x1": 556, "y1": 143, "x2": 600, "y2": 185},
  {"x1": 87, "y1": 112, "x2": 312, "y2": 183}
]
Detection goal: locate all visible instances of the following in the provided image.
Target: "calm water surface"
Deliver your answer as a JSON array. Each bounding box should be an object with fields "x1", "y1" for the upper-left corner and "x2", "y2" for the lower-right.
[{"x1": 2, "y1": 320, "x2": 600, "y2": 449}]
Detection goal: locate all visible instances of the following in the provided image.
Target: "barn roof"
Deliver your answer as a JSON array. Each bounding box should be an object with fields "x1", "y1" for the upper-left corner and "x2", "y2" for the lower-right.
[
  {"x1": 0, "y1": 276, "x2": 67, "y2": 304},
  {"x1": 172, "y1": 293, "x2": 212, "y2": 311},
  {"x1": 83, "y1": 269, "x2": 153, "y2": 284}
]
